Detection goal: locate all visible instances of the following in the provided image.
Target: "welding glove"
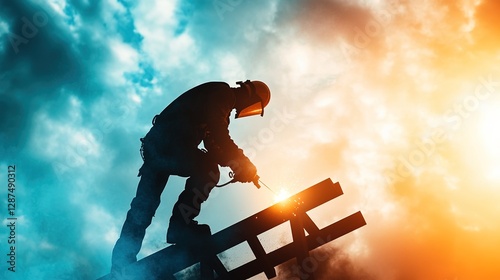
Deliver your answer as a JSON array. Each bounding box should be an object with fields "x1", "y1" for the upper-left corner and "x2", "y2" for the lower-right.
[{"x1": 232, "y1": 158, "x2": 257, "y2": 183}]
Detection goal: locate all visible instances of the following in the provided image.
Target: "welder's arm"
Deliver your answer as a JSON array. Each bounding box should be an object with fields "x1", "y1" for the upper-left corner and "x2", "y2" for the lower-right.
[
  {"x1": 232, "y1": 158, "x2": 257, "y2": 183},
  {"x1": 205, "y1": 107, "x2": 257, "y2": 182}
]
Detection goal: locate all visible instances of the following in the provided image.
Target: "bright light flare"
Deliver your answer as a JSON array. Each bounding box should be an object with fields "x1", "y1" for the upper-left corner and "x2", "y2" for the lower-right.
[
  {"x1": 478, "y1": 106, "x2": 500, "y2": 157},
  {"x1": 477, "y1": 105, "x2": 500, "y2": 181},
  {"x1": 273, "y1": 189, "x2": 291, "y2": 203}
]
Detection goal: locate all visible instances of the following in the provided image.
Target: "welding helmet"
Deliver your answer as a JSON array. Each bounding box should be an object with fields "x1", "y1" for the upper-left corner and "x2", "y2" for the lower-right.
[{"x1": 235, "y1": 80, "x2": 271, "y2": 118}]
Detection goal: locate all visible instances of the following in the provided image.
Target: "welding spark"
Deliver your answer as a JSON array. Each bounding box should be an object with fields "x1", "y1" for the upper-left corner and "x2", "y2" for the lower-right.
[{"x1": 273, "y1": 189, "x2": 291, "y2": 203}]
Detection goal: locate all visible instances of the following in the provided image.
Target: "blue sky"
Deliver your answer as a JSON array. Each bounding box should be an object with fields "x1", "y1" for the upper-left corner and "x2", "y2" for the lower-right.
[
  {"x1": 2, "y1": 0, "x2": 500, "y2": 279},
  {"x1": 0, "y1": 1, "x2": 310, "y2": 278}
]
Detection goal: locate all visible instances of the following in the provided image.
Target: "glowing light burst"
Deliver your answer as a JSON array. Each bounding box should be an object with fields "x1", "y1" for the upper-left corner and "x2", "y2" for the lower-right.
[
  {"x1": 273, "y1": 188, "x2": 291, "y2": 203},
  {"x1": 478, "y1": 105, "x2": 500, "y2": 180},
  {"x1": 478, "y1": 107, "x2": 500, "y2": 156}
]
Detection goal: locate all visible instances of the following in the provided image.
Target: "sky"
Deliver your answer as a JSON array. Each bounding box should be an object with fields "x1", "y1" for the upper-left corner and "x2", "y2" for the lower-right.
[{"x1": 1, "y1": 0, "x2": 500, "y2": 279}]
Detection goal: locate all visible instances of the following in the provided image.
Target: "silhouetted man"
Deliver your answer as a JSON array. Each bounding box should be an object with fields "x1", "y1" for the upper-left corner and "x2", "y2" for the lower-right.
[{"x1": 111, "y1": 80, "x2": 271, "y2": 274}]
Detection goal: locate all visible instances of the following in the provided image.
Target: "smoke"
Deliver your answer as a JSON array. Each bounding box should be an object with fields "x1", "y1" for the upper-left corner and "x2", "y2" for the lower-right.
[
  {"x1": 286, "y1": 0, "x2": 375, "y2": 44},
  {"x1": 276, "y1": 244, "x2": 374, "y2": 280},
  {"x1": 266, "y1": 1, "x2": 500, "y2": 279},
  {"x1": 2, "y1": 0, "x2": 500, "y2": 278}
]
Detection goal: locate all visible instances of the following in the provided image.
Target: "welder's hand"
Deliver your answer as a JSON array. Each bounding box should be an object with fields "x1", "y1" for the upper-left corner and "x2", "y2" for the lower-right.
[{"x1": 233, "y1": 160, "x2": 257, "y2": 183}]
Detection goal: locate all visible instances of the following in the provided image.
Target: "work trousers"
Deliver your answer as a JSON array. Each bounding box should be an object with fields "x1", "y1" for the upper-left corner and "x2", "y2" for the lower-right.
[{"x1": 111, "y1": 130, "x2": 220, "y2": 271}]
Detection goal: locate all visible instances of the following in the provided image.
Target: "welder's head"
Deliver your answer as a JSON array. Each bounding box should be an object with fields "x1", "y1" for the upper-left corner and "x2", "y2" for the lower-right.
[{"x1": 234, "y1": 80, "x2": 271, "y2": 119}]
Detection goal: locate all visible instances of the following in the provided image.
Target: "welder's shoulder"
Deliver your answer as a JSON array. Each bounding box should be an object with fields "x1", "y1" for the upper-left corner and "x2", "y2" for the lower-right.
[
  {"x1": 193, "y1": 82, "x2": 233, "y2": 104},
  {"x1": 196, "y1": 81, "x2": 232, "y2": 93}
]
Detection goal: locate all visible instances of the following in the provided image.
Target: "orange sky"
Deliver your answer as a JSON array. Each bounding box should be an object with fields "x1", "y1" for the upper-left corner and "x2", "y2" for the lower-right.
[
  {"x1": 3, "y1": 0, "x2": 500, "y2": 278},
  {"x1": 229, "y1": 1, "x2": 500, "y2": 279}
]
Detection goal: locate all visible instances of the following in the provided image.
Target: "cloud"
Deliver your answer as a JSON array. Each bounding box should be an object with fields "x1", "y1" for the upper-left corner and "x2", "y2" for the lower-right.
[
  {"x1": 472, "y1": 0, "x2": 500, "y2": 50},
  {"x1": 0, "y1": 1, "x2": 103, "y2": 152},
  {"x1": 279, "y1": 0, "x2": 376, "y2": 45},
  {"x1": 1, "y1": 0, "x2": 500, "y2": 279},
  {"x1": 0, "y1": 0, "x2": 147, "y2": 277},
  {"x1": 252, "y1": 1, "x2": 500, "y2": 279},
  {"x1": 276, "y1": 244, "x2": 375, "y2": 280}
]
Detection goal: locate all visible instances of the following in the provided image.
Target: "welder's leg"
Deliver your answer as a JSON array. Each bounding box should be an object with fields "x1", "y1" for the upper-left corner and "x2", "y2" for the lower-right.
[
  {"x1": 171, "y1": 152, "x2": 220, "y2": 223},
  {"x1": 167, "y1": 151, "x2": 219, "y2": 243},
  {"x1": 111, "y1": 165, "x2": 169, "y2": 272}
]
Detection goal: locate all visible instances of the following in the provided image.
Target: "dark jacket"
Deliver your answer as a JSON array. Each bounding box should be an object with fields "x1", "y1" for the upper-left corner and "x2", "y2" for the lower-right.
[{"x1": 150, "y1": 82, "x2": 248, "y2": 167}]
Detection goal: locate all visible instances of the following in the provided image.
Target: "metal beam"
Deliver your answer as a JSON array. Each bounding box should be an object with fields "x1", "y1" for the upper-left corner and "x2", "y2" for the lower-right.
[
  {"x1": 222, "y1": 212, "x2": 366, "y2": 279},
  {"x1": 97, "y1": 179, "x2": 365, "y2": 280}
]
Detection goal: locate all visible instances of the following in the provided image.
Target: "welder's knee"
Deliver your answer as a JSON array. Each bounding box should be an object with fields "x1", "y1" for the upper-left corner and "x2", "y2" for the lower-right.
[
  {"x1": 201, "y1": 158, "x2": 220, "y2": 182},
  {"x1": 184, "y1": 158, "x2": 219, "y2": 202}
]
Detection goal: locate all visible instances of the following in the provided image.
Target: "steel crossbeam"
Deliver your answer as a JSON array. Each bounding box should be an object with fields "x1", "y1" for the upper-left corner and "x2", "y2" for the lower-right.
[{"x1": 97, "y1": 179, "x2": 366, "y2": 280}]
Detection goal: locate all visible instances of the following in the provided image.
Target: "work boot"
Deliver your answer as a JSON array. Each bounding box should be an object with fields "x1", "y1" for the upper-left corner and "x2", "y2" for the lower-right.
[{"x1": 166, "y1": 219, "x2": 211, "y2": 244}]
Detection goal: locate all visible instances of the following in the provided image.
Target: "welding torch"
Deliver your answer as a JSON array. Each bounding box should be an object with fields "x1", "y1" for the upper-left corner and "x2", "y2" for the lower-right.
[
  {"x1": 216, "y1": 173, "x2": 276, "y2": 194},
  {"x1": 252, "y1": 175, "x2": 276, "y2": 195}
]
